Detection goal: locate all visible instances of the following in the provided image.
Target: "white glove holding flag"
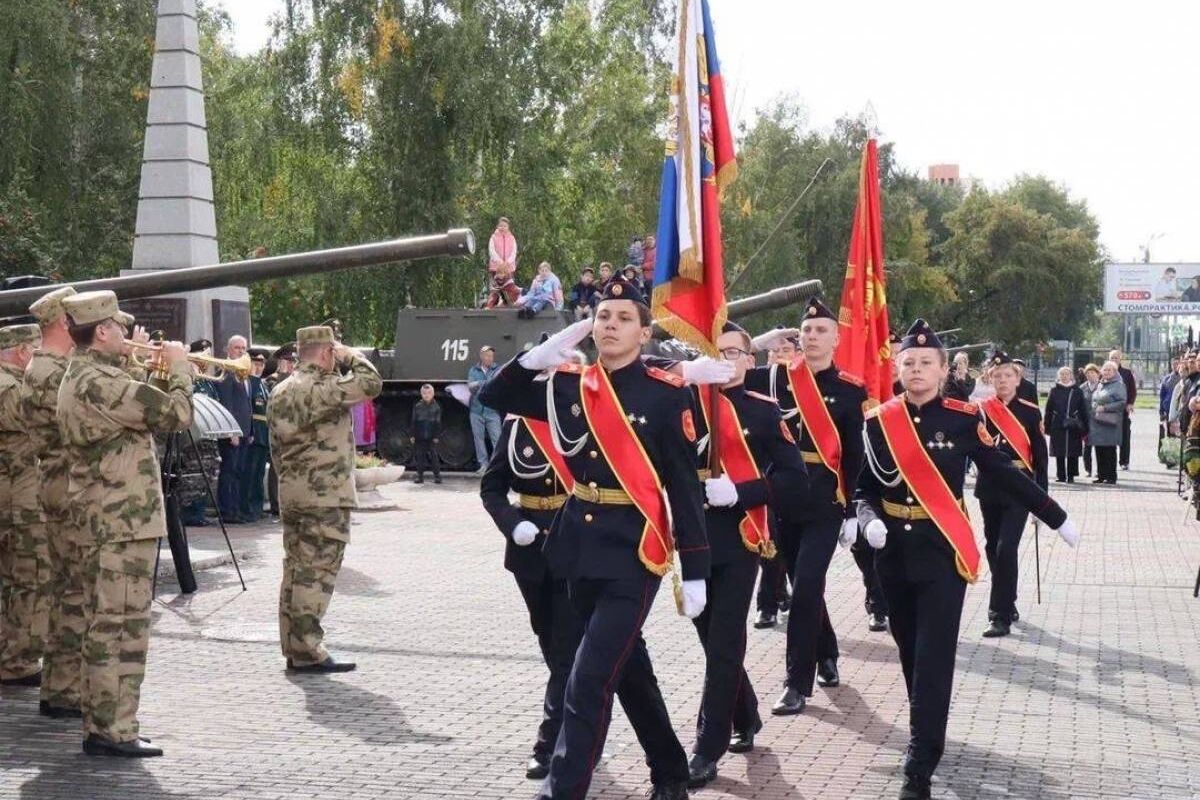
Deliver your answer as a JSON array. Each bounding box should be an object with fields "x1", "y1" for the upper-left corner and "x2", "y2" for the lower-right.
[
  {"x1": 519, "y1": 319, "x2": 594, "y2": 371},
  {"x1": 681, "y1": 357, "x2": 737, "y2": 386},
  {"x1": 681, "y1": 579, "x2": 707, "y2": 619},
  {"x1": 865, "y1": 519, "x2": 888, "y2": 549},
  {"x1": 704, "y1": 476, "x2": 739, "y2": 507},
  {"x1": 839, "y1": 518, "x2": 859, "y2": 549},
  {"x1": 512, "y1": 521, "x2": 539, "y2": 547},
  {"x1": 1055, "y1": 518, "x2": 1080, "y2": 548},
  {"x1": 750, "y1": 328, "x2": 800, "y2": 354}
]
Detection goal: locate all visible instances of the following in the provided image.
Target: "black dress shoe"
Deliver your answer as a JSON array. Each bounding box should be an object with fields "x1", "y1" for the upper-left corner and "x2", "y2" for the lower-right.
[
  {"x1": 649, "y1": 779, "x2": 689, "y2": 799},
  {"x1": 687, "y1": 754, "x2": 718, "y2": 788},
  {"x1": 899, "y1": 775, "x2": 931, "y2": 799},
  {"x1": 286, "y1": 656, "x2": 357, "y2": 673},
  {"x1": 39, "y1": 700, "x2": 82, "y2": 719},
  {"x1": 982, "y1": 621, "x2": 1011, "y2": 638},
  {"x1": 525, "y1": 753, "x2": 550, "y2": 780},
  {"x1": 771, "y1": 686, "x2": 806, "y2": 716},
  {"x1": 753, "y1": 610, "x2": 777, "y2": 629},
  {"x1": 0, "y1": 670, "x2": 42, "y2": 687},
  {"x1": 778, "y1": 591, "x2": 792, "y2": 613},
  {"x1": 727, "y1": 720, "x2": 762, "y2": 753},
  {"x1": 816, "y1": 658, "x2": 840, "y2": 688},
  {"x1": 867, "y1": 612, "x2": 888, "y2": 632},
  {"x1": 82, "y1": 734, "x2": 163, "y2": 758}
]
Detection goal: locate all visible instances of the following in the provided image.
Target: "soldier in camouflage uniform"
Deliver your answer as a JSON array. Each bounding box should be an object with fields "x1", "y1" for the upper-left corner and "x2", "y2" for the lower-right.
[
  {"x1": 57, "y1": 290, "x2": 193, "y2": 757},
  {"x1": 0, "y1": 323, "x2": 48, "y2": 687},
  {"x1": 268, "y1": 326, "x2": 382, "y2": 673},
  {"x1": 25, "y1": 287, "x2": 89, "y2": 718},
  {"x1": 265, "y1": 343, "x2": 296, "y2": 517}
]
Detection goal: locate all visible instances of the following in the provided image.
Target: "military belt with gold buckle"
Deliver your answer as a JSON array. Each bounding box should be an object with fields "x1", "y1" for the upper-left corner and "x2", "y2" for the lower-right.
[
  {"x1": 1013, "y1": 459, "x2": 1030, "y2": 472},
  {"x1": 882, "y1": 498, "x2": 965, "y2": 521},
  {"x1": 518, "y1": 493, "x2": 568, "y2": 511},
  {"x1": 571, "y1": 483, "x2": 635, "y2": 505},
  {"x1": 800, "y1": 450, "x2": 823, "y2": 464},
  {"x1": 697, "y1": 469, "x2": 712, "y2": 481}
]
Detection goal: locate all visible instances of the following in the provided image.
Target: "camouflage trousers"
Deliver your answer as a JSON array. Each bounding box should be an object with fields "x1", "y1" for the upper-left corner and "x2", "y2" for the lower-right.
[
  {"x1": 81, "y1": 538, "x2": 156, "y2": 743},
  {"x1": 0, "y1": 484, "x2": 51, "y2": 681},
  {"x1": 279, "y1": 508, "x2": 350, "y2": 666},
  {"x1": 40, "y1": 479, "x2": 87, "y2": 710}
]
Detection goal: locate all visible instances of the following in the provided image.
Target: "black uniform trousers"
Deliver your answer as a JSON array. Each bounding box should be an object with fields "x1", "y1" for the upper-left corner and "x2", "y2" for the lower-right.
[
  {"x1": 692, "y1": 553, "x2": 761, "y2": 760},
  {"x1": 539, "y1": 573, "x2": 688, "y2": 799},
  {"x1": 780, "y1": 515, "x2": 840, "y2": 693},
  {"x1": 516, "y1": 573, "x2": 585, "y2": 759},
  {"x1": 980, "y1": 502, "x2": 1028, "y2": 624},
  {"x1": 876, "y1": 558, "x2": 967, "y2": 782},
  {"x1": 850, "y1": 532, "x2": 888, "y2": 616},
  {"x1": 412, "y1": 438, "x2": 441, "y2": 480}
]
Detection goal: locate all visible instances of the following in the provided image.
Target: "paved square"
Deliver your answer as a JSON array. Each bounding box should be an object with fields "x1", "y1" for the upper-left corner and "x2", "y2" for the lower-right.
[{"x1": 2, "y1": 410, "x2": 1199, "y2": 799}]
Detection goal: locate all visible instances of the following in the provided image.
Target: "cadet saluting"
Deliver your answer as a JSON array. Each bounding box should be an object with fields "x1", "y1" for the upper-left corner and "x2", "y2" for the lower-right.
[
  {"x1": 57, "y1": 290, "x2": 193, "y2": 757},
  {"x1": 268, "y1": 326, "x2": 382, "y2": 674},
  {"x1": 976, "y1": 351, "x2": 1049, "y2": 638},
  {"x1": 855, "y1": 320, "x2": 1079, "y2": 799},
  {"x1": 480, "y1": 278, "x2": 708, "y2": 800}
]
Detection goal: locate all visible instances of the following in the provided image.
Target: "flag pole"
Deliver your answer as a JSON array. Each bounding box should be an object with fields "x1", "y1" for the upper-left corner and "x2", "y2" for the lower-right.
[{"x1": 708, "y1": 385, "x2": 722, "y2": 477}]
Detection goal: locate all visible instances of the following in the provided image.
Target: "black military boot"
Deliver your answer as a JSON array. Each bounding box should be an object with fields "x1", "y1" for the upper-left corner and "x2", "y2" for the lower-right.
[
  {"x1": 687, "y1": 753, "x2": 718, "y2": 788},
  {"x1": 0, "y1": 670, "x2": 42, "y2": 687},
  {"x1": 525, "y1": 752, "x2": 550, "y2": 780},
  {"x1": 899, "y1": 775, "x2": 931, "y2": 799},
  {"x1": 982, "y1": 620, "x2": 1011, "y2": 638},
  {"x1": 648, "y1": 779, "x2": 689, "y2": 799},
  {"x1": 816, "y1": 658, "x2": 840, "y2": 688},
  {"x1": 753, "y1": 610, "x2": 777, "y2": 629},
  {"x1": 82, "y1": 735, "x2": 163, "y2": 758},
  {"x1": 771, "y1": 686, "x2": 806, "y2": 715},
  {"x1": 868, "y1": 611, "x2": 888, "y2": 632},
  {"x1": 39, "y1": 701, "x2": 82, "y2": 719},
  {"x1": 727, "y1": 720, "x2": 762, "y2": 753},
  {"x1": 286, "y1": 656, "x2": 357, "y2": 673}
]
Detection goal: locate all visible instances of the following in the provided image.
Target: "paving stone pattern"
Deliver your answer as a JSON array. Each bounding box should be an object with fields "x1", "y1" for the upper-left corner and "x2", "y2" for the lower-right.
[{"x1": 2, "y1": 410, "x2": 1199, "y2": 799}]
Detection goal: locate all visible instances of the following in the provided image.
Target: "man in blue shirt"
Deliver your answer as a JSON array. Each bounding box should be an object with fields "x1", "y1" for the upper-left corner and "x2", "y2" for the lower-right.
[{"x1": 468, "y1": 345, "x2": 502, "y2": 474}]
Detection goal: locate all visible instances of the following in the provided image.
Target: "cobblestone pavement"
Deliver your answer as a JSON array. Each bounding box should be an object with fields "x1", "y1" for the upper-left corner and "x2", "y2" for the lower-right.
[{"x1": 2, "y1": 410, "x2": 1199, "y2": 799}]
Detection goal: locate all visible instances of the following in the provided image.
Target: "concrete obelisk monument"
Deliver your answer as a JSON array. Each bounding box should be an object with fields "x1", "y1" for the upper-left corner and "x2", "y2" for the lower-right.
[{"x1": 126, "y1": 0, "x2": 249, "y2": 345}]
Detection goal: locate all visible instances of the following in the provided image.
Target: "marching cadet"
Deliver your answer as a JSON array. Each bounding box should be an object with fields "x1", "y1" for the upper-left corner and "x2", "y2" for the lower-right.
[
  {"x1": 0, "y1": 323, "x2": 48, "y2": 688},
  {"x1": 685, "y1": 322, "x2": 808, "y2": 789},
  {"x1": 480, "y1": 279, "x2": 709, "y2": 800},
  {"x1": 745, "y1": 297, "x2": 866, "y2": 715},
  {"x1": 57, "y1": 290, "x2": 193, "y2": 757},
  {"x1": 479, "y1": 350, "x2": 588, "y2": 781},
  {"x1": 268, "y1": 326, "x2": 382, "y2": 673},
  {"x1": 856, "y1": 320, "x2": 1078, "y2": 799},
  {"x1": 25, "y1": 287, "x2": 88, "y2": 717},
  {"x1": 976, "y1": 351, "x2": 1049, "y2": 638}
]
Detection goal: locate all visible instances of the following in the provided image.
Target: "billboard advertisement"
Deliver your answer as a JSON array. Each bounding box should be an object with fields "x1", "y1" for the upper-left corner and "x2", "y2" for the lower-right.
[{"x1": 1104, "y1": 262, "x2": 1200, "y2": 313}]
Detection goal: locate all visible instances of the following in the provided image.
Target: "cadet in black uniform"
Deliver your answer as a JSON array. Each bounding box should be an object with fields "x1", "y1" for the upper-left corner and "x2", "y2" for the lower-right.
[
  {"x1": 685, "y1": 323, "x2": 808, "y2": 788},
  {"x1": 753, "y1": 332, "x2": 797, "y2": 630},
  {"x1": 480, "y1": 279, "x2": 708, "y2": 800},
  {"x1": 856, "y1": 320, "x2": 1079, "y2": 800},
  {"x1": 480, "y1": 404, "x2": 585, "y2": 780},
  {"x1": 745, "y1": 298, "x2": 866, "y2": 715},
  {"x1": 975, "y1": 351, "x2": 1049, "y2": 637}
]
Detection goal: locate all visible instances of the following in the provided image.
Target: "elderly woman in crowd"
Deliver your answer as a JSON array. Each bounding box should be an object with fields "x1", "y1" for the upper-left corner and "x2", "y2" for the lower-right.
[
  {"x1": 1088, "y1": 361, "x2": 1127, "y2": 484},
  {"x1": 1045, "y1": 366, "x2": 1088, "y2": 483},
  {"x1": 1078, "y1": 364, "x2": 1102, "y2": 477}
]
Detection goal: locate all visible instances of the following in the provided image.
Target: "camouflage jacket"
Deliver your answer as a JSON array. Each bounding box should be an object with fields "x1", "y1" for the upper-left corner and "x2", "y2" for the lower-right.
[
  {"x1": 57, "y1": 349, "x2": 194, "y2": 544},
  {"x1": 268, "y1": 353, "x2": 382, "y2": 511},
  {"x1": 0, "y1": 361, "x2": 39, "y2": 518},
  {"x1": 23, "y1": 351, "x2": 71, "y2": 495}
]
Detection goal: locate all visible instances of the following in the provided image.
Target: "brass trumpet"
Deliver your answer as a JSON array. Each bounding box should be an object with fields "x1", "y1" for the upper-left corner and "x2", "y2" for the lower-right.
[{"x1": 126, "y1": 341, "x2": 253, "y2": 381}]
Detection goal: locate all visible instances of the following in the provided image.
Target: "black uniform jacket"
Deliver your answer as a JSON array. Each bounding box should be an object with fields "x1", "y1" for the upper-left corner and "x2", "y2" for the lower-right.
[
  {"x1": 692, "y1": 384, "x2": 808, "y2": 565},
  {"x1": 975, "y1": 396, "x2": 1048, "y2": 502},
  {"x1": 745, "y1": 361, "x2": 867, "y2": 521},
  {"x1": 479, "y1": 356, "x2": 710, "y2": 582},
  {"x1": 479, "y1": 416, "x2": 566, "y2": 582},
  {"x1": 855, "y1": 395, "x2": 1067, "y2": 581}
]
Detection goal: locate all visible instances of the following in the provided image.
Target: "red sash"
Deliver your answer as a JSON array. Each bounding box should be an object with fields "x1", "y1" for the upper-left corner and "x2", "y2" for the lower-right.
[
  {"x1": 876, "y1": 398, "x2": 981, "y2": 583},
  {"x1": 980, "y1": 397, "x2": 1032, "y2": 472},
  {"x1": 787, "y1": 359, "x2": 846, "y2": 504},
  {"x1": 699, "y1": 387, "x2": 774, "y2": 557},
  {"x1": 522, "y1": 417, "x2": 576, "y2": 492},
  {"x1": 579, "y1": 364, "x2": 674, "y2": 576}
]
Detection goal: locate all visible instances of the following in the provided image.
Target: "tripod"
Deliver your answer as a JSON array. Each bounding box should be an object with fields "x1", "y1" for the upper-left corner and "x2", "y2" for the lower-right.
[{"x1": 152, "y1": 430, "x2": 246, "y2": 598}]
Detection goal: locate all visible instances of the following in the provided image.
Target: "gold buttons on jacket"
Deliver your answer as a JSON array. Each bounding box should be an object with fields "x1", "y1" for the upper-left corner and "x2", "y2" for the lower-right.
[
  {"x1": 906, "y1": 496, "x2": 914, "y2": 504},
  {"x1": 544, "y1": 478, "x2": 553, "y2": 486},
  {"x1": 589, "y1": 450, "x2": 599, "y2": 459},
  {"x1": 588, "y1": 481, "x2": 598, "y2": 489},
  {"x1": 541, "y1": 528, "x2": 549, "y2": 535},
  {"x1": 584, "y1": 513, "x2": 594, "y2": 522},
  {"x1": 913, "y1": 416, "x2": 921, "y2": 424},
  {"x1": 904, "y1": 523, "x2": 913, "y2": 531}
]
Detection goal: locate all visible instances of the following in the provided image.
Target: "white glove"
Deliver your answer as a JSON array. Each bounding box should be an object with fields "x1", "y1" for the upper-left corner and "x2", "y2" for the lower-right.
[
  {"x1": 512, "y1": 520, "x2": 539, "y2": 547},
  {"x1": 519, "y1": 319, "x2": 594, "y2": 371},
  {"x1": 839, "y1": 518, "x2": 858, "y2": 548},
  {"x1": 681, "y1": 356, "x2": 737, "y2": 386},
  {"x1": 704, "y1": 475, "x2": 738, "y2": 507},
  {"x1": 681, "y1": 579, "x2": 707, "y2": 619},
  {"x1": 865, "y1": 519, "x2": 887, "y2": 549},
  {"x1": 1055, "y1": 518, "x2": 1079, "y2": 548},
  {"x1": 750, "y1": 328, "x2": 800, "y2": 354}
]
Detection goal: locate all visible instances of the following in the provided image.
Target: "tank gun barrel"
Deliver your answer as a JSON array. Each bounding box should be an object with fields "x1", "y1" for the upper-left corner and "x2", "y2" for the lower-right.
[
  {"x1": 0, "y1": 228, "x2": 475, "y2": 318},
  {"x1": 651, "y1": 279, "x2": 823, "y2": 339}
]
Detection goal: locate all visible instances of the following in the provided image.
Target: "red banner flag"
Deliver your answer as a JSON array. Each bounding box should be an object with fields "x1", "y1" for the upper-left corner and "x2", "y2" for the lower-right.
[{"x1": 834, "y1": 138, "x2": 893, "y2": 404}]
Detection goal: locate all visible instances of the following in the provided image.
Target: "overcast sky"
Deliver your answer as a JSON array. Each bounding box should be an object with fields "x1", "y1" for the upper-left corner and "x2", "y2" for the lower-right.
[{"x1": 216, "y1": 0, "x2": 1200, "y2": 263}]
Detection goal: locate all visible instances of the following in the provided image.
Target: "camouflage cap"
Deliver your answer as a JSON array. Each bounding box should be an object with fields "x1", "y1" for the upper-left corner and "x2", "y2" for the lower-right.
[
  {"x1": 28, "y1": 286, "x2": 77, "y2": 325},
  {"x1": 296, "y1": 326, "x2": 335, "y2": 347},
  {"x1": 0, "y1": 323, "x2": 42, "y2": 350},
  {"x1": 62, "y1": 290, "x2": 135, "y2": 328}
]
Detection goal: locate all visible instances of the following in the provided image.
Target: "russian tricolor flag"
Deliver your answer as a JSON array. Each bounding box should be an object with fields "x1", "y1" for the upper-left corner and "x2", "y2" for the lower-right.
[{"x1": 651, "y1": 0, "x2": 737, "y2": 357}]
